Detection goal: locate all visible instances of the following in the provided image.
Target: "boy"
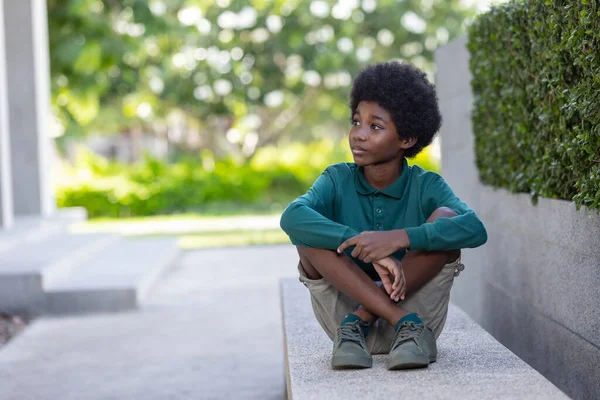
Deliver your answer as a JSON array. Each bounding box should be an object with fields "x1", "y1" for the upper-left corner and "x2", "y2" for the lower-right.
[{"x1": 279, "y1": 61, "x2": 487, "y2": 370}]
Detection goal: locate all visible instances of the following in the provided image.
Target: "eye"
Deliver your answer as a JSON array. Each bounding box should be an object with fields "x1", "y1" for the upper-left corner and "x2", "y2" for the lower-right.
[
  {"x1": 351, "y1": 118, "x2": 360, "y2": 126},
  {"x1": 371, "y1": 124, "x2": 382, "y2": 130}
]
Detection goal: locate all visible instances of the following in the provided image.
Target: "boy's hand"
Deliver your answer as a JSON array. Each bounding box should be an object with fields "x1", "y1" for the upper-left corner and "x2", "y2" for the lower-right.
[
  {"x1": 337, "y1": 230, "x2": 410, "y2": 263},
  {"x1": 372, "y1": 257, "x2": 406, "y2": 302}
]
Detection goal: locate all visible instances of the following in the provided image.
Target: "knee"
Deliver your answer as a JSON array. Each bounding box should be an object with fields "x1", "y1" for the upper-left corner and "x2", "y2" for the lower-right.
[
  {"x1": 296, "y1": 246, "x2": 335, "y2": 258},
  {"x1": 296, "y1": 246, "x2": 324, "y2": 280},
  {"x1": 296, "y1": 246, "x2": 337, "y2": 266},
  {"x1": 296, "y1": 246, "x2": 319, "y2": 259},
  {"x1": 425, "y1": 208, "x2": 461, "y2": 262},
  {"x1": 426, "y1": 207, "x2": 458, "y2": 223},
  {"x1": 296, "y1": 246, "x2": 308, "y2": 257}
]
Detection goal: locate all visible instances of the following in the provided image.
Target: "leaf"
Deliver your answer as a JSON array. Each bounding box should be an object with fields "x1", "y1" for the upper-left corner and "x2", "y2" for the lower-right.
[{"x1": 73, "y1": 40, "x2": 102, "y2": 74}]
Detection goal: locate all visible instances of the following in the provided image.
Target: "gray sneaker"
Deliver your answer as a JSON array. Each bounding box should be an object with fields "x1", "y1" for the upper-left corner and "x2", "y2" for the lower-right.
[
  {"x1": 388, "y1": 321, "x2": 437, "y2": 370},
  {"x1": 331, "y1": 320, "x2": 372, "y2": 369}
]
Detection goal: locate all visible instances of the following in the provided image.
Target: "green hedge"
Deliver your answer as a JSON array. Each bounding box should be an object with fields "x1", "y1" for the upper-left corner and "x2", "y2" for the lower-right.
[
  {"x1": 56, "y1": 149, "x2": 313, "y2": 218},
  {"x1": 56, "y1": 142, "x2": 441, "y2": 218},
  {"x1": 468, "y1": 1, "x2": 600, "y2": 210}
]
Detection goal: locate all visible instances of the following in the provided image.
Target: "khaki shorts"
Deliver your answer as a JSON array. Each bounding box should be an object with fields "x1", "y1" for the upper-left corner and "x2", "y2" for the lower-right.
[{"x1": 298, "y1": 257, "x2": 465, "y2": 354}]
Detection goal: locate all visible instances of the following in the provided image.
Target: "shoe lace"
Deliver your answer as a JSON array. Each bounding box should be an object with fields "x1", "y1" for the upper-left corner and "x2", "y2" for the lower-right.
[
  {"x1": 391, "y1": 321, "x2": 424, "y2": 351},
  {"x1": 336, "y1": 322, "x2": 365, "y2": 348}
]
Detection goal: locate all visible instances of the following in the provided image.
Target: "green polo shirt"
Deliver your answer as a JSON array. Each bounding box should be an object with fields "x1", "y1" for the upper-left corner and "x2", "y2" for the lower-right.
[{"x1": 279, "y1": 158, "x2": 487, "y2": 279}]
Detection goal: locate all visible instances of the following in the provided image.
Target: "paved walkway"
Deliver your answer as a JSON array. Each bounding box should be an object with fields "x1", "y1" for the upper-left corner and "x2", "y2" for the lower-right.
[{"x1": 0, "y1": 245, "x2": 299, "y2": 400}]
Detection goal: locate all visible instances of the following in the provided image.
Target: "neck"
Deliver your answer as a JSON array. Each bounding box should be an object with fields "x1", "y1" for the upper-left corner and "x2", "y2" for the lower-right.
[{"x1": 363, "y1": 157, "x2": 404, "y2": 190}]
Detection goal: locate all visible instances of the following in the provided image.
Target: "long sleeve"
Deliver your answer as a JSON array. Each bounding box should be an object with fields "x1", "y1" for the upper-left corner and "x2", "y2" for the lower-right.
[
  {"x1": 404, "y1": 174, "x2": 488, "y2": 251},
  {"x1": 280, "y1": 168, "x2": 359, "y2": 250}
]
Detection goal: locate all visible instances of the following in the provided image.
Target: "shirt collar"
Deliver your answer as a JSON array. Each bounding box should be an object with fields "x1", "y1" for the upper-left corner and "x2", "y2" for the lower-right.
[{"x1": 354, "y1": 158, "x2": 410, "y2": 199}]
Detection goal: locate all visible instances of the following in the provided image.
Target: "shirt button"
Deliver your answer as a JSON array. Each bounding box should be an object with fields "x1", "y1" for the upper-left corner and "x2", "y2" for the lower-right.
[
  {"x1": 374, "y1": 192, "x2": 380, "y2": 197},
  {"x1": 376, "y1": 208, "x2": 382, "y2": 214},
  {"x1": 376, "y1": 224, "x2": 382, "y2": 229}
]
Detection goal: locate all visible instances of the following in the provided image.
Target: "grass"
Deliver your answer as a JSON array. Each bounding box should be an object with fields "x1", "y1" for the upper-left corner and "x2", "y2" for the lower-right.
[
  {"x1": 85, "y1": 202, "x2": 285, "y2": 224},
  {"x1": 75, "y1": 213, "x2": 281, "y2": 232},
  {"x1": 69, "y1": 209, "x2": 288, "y2": 250},
  {"x1": 179, "y1": 229, "x2": 289, "y2": 249}
]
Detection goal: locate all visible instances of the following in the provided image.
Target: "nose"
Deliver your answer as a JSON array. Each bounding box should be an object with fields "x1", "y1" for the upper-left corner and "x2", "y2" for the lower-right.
[{"x1": 351, "y1": 126, "x2": 368, "y2": 142}]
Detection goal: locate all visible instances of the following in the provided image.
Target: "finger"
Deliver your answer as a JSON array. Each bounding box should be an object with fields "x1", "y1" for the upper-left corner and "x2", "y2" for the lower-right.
[
  {"x1": 395, "y1": 267, "x2": 406, "y2": 301},
  {"x1": 399, "y1": 276, "x2": 407, "y2": 301},
  {"x1": 351, "y1": 244, "x2": 363, "y2": 258},
  {"x1": 387, "y1": 266, "x2": 399, "y2": 300},
  {"x1": 366, "y1": 248, "x2": 389, "y2": 264},
  {"x1": 337, "y1": 237, "x2": 358, "y2": 253},
  {"x1": 362, "y1": 246, "x2": 373, "y2": 263},
  {"x1": 358, "y1": 248, "x2": 370, "y2": 261},
  {"x1": 359, "y1": 252, "x2": 369, "y2": 261},
  {"x1": 391, "y1": 266, "x2": 399, "y2": 289},
  {"x1": 393, "y1": 263, "x2": 404, "y2": 301},
  {"x1": 391, "y1": 285, "x2": 399, "y2": 302},
  {"x1": 381, "y1": 276, "x2": 393, "y2": 295},
  {"x1": 391, "y1": 275, "x2": 402, "y2": 301},
  {"x1": 394, "y1": 281, "x2": 404, "y2": 302},
  {"x1": 389, "y1": 262, "x2": 399, "y2": 288}
]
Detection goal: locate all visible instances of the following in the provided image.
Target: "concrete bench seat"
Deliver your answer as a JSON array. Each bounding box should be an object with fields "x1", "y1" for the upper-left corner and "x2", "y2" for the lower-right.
[{"x1": 280, "y1": 278, "x2": 568, "y2": 400}]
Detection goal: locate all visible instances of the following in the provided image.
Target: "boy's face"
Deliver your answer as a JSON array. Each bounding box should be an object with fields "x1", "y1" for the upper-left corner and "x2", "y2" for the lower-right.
[{"x1": 349, "y1": 101, "x2": 414, "y2": 167}]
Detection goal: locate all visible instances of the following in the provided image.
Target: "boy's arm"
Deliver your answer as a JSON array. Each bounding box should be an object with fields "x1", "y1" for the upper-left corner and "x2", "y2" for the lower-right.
[
  {"x1": 280, "y1": 169, "x2": 359, "y2": 250},
  {"x1": 403, "y1": 174, "x2": 488, "y2": 251}
]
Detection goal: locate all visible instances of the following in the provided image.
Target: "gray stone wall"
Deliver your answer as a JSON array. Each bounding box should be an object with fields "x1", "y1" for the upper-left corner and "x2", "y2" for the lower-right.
[{"x1": 436, "y1": 36, "x2": 600, "y2": 400}]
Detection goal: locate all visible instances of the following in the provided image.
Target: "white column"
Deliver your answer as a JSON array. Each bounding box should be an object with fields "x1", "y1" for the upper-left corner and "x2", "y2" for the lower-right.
[
  {"x1": 3, "y1": 0, "x2": 54, "y2": 217},
  {"x1": 0, "y1": 0, "x2": 14, "y2": 229}
]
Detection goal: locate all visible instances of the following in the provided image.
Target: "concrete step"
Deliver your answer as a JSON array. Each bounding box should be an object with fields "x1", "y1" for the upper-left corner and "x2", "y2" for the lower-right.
[
  {"x1": 0, "y1": 217, "x2": 65, "y2": 255},
  {"x1": 45, "y1": 237, "x2": 179, "y2": 315},
  {"x1": 0, "y1": 207, "x2": 87, "y2": 254},
  {"x1": 0, "y1": 232, "x2": 119, "y2": 315},
  {"x1": 280, "y1": 278, "x2": 569, "y2": 400}
]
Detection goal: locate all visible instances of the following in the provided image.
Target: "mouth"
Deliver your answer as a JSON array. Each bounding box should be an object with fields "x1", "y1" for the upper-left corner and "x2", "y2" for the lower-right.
[{"x1": 351, "y1": 146, "x2": 367, "y2": 155}]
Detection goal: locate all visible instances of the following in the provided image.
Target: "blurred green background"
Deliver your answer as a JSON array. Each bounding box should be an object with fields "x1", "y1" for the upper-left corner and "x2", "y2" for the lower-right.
[{"x1": 50, "y1": 0, "x2": 503, "y2": 246}]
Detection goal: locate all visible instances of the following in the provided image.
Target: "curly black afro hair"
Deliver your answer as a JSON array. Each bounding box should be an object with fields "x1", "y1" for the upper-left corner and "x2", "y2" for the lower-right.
[{"x1": 349, "y1": 60, "x2": 442, "y2": 158}]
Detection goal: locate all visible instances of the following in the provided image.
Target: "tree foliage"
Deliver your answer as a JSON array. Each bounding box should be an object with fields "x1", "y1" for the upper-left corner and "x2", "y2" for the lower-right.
[{"x1": 48, "y1": 0, "x2": 475, "y2": 157}]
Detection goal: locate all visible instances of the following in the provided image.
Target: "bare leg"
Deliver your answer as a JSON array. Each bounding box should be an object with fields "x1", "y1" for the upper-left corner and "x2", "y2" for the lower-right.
[
  {"x1": 352, "y1": 207, "x2": 461, "y2": 322},
  {"x1": 297, "y1": 246, "x2": 408, "y2": 326},
  {"x1": 299, "y1": 253, "x2": 385, "y2": 324}
]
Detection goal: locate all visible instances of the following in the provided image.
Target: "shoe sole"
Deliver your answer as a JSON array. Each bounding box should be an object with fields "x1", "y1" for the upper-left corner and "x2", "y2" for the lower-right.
[
  {"x1": 388, "y1": 354, "x2": 429, "y2": 370},
  {"x1": 388, "y1": 362, "x2": 429, "y2": 370},
  {"x1": 332, "y1": 355, "x2": 373, "y2": 369}
]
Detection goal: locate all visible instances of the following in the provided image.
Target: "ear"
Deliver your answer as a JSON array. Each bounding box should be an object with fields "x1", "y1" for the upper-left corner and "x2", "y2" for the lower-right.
[{"x1": 399, "y1": 137, "x2": 417, "y2": 150}]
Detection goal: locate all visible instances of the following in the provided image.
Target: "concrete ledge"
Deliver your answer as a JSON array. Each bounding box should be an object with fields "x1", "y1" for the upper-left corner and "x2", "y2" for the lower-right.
[
  {"x1": 280, "y1": 278, "x2": 568, "y2": 400},
  {"x1": 45, "y1": 237, "x2": 179, "y2": 315},
  {"x1": 0, "y1": 232, "x2": 118, "y2": 315},
  {"x1": 0, "y1": 208, "x2": 88, "y2": 254},
  {"x1": 0, "y1": 274, "x2": 43, "y2": 315},
  {"x1": 45, "y1": 288, "x2": 137, "y2": 315},
  {"x1": 0, "y1": 217, "x2": 63, "y2": 255},
  {"x1": 51, "y1": 207, "x2": 88, "y2": 223}
]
